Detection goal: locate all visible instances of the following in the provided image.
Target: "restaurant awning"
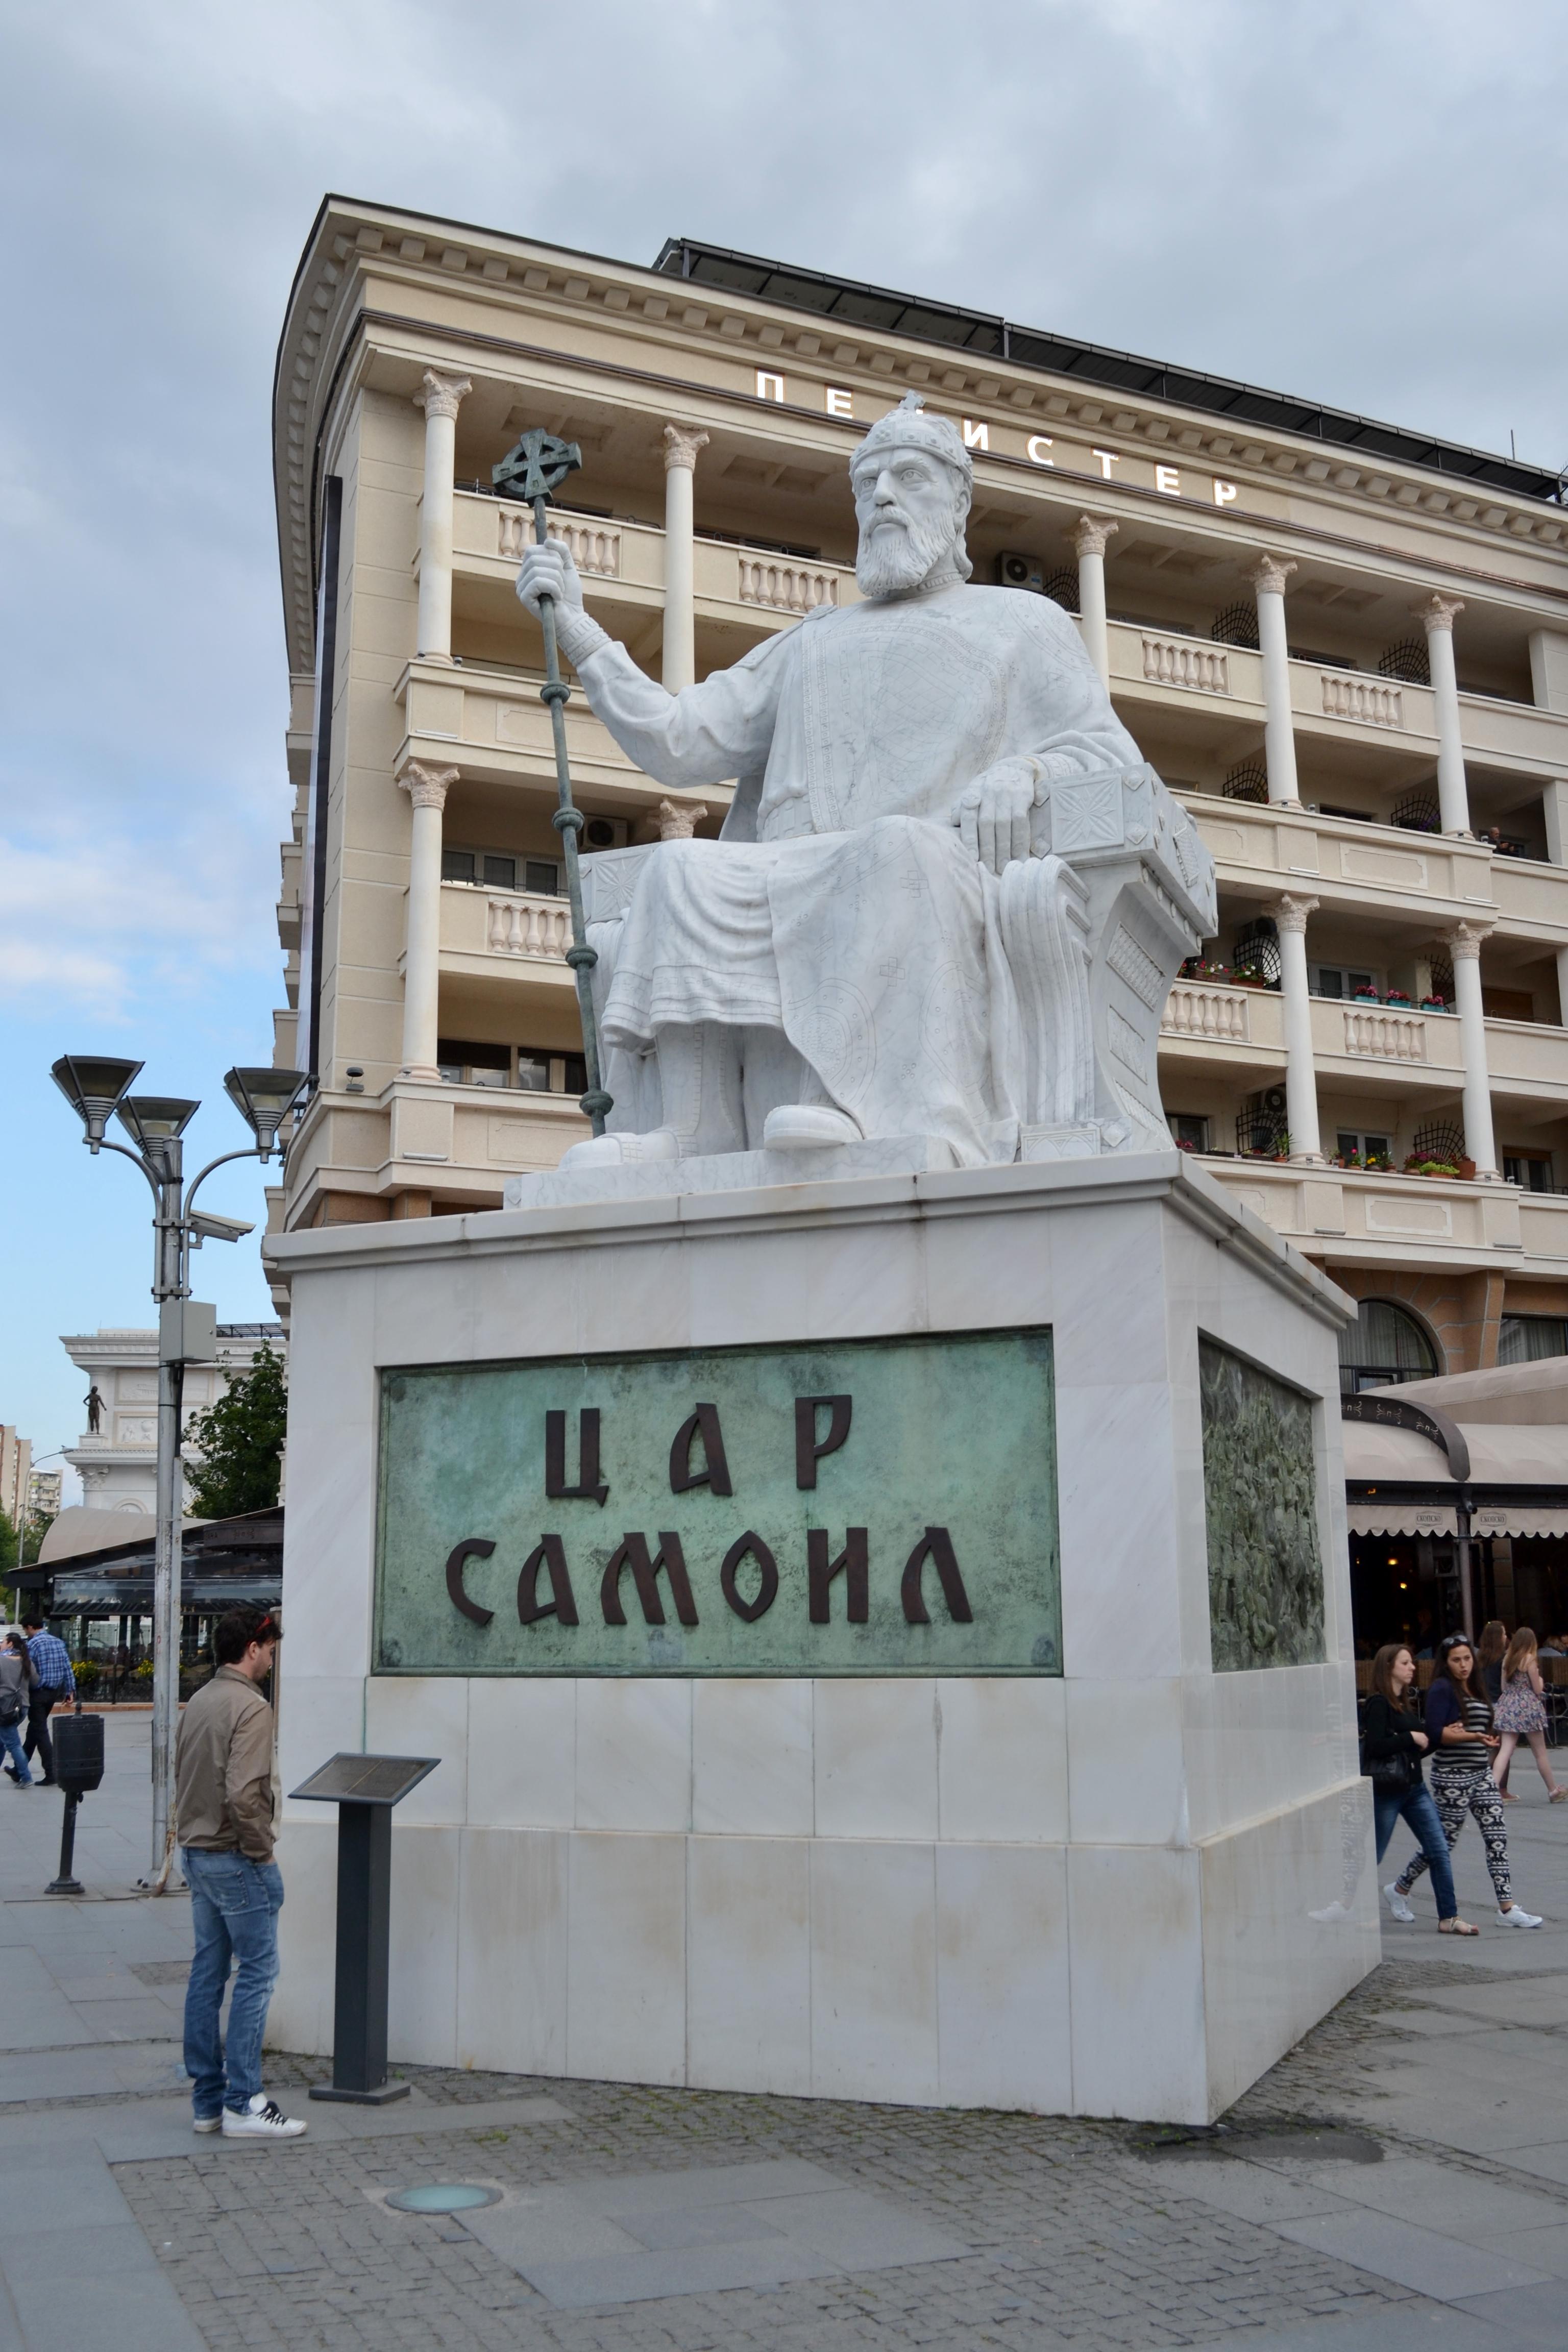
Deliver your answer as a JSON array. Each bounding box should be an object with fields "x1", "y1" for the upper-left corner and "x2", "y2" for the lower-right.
[
  {"x1": 30, "y1": 1508, "x2": 283, "y2": 1615},
  {"x1": 1342, "y1": 1387, "x2": 1568, "y2": 1540}
]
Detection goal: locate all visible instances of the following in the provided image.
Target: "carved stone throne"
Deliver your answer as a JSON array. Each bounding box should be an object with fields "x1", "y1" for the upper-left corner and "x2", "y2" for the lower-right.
[{"x1": 576, "y1": 763, "x2": 1216, "y2": 1165}]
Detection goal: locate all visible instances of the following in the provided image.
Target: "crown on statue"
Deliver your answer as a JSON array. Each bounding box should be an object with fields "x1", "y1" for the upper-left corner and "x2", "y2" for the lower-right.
[{"x1": 854, "y1": 392, "x2": 972, "y2": 480}]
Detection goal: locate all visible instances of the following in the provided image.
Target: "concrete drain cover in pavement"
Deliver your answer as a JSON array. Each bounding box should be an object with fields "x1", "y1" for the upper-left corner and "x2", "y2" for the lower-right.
[
  {"x1": 387, "y1": 2183, "x2": 503, "y2": 2214},
  {"x1": 459, "y1": 2157, "x2": 967, "y2": 2309}
]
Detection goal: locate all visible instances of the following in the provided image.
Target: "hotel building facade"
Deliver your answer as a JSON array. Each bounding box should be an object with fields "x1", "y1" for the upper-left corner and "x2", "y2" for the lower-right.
[{"x1": 268, "y1": 199, "x2": 1568, "y2": 1414}]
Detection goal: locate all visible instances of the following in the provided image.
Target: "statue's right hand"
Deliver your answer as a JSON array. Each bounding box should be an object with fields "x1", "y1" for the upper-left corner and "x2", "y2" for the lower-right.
[{"x1": 516, "y1": 537, "x2": 585, "y2": 619}]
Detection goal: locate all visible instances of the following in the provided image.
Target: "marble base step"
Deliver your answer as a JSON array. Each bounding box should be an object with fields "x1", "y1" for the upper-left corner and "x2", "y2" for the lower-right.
[{"x1": 503, "y1": 1133, "x2": 959, "y2": 1210}]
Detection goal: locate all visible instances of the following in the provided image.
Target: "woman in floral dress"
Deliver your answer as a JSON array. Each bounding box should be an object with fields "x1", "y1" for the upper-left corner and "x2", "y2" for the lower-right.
[{"x1": 1493, "y1": 1628, "x2": 1568, "y2": 1802}]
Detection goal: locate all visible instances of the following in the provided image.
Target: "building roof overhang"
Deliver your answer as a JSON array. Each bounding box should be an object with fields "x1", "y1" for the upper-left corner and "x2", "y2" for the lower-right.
[
  {"x1": 274, "y1": 196, "x2": 1568, "y2": 678},
  {"x1": 654, "y1": 239, "x2": 1564, "y2": 507}
]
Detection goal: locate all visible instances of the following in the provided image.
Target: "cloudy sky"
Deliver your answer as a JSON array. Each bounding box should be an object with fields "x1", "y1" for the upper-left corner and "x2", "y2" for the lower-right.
[{"x1": 3, "y1": 0, "x2": 1563, "y2": 1494}]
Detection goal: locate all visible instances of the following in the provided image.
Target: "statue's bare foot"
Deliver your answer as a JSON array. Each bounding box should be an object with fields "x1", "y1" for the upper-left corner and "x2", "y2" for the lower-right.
[
  {"x1": 560, "y1": 1128, "x2": 681, "y2": 1170},
  {"x1": 762, "y1": 1106, "x2": 862, "y2": 1151}
]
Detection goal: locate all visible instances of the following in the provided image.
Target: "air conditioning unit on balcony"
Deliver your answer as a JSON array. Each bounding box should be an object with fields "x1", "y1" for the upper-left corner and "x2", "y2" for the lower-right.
[
  {"x1": 998, "y1": 552, "x2": 1045, "y2": 594},
  {"x1": 582, "y1": 816, "x2": 629, "y2": 851}
]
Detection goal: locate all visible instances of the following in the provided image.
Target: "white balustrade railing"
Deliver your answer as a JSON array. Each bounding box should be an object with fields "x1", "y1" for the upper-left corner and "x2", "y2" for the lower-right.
[
  {"x1": 737, "y1": 559, "x2": 839, "y2": 615},
  {"x1": 486, "y1": 891, "x2": 573, "y2": 959},
  {"x1": 1343, "y1": 1007, "x2": 1427, "y2": 1061},
  {"x1": 1160, "y1": 981, "x2": 1251, "y2": 1042},
  {"x1": 1321, "y1": 674, "x2": 1404, "y2": 728},
  {"x1": 1142, "y1": 635, "x2": 1229, "y2": 694},
  {"x1": 497, "y1": 507, "x2": 621, "y2": 576}
]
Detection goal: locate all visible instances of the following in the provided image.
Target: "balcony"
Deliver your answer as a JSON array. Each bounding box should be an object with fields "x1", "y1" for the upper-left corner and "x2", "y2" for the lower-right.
[
  {"x1": 451, "y1": 489, "x2": 855, "y2": 630},
  {"x1": 396, "y1": 657, "x2": 730, "y2": 822},
  {"x1": 1160, "y1": 979, "x2": 1283, "y2": 1066},
  {"x1": 1179, "y1": 796, "x2": 1500, "y2": 921},
  {"x1": 278, "y1": 842, "x2": 302, "y2": 950},
  {"x1": 283, "y1": 1075, "x2": 586, "y2": 1223},
  {"x1": 1109, "y1": 620, "x2": 1568, "y2": 780},
  {"x1": 1158, "y1": 981, "x2": 1568, "y2": 1107},
  {"x1": 1197, "y1": 1155, "x2": 1568, "y2": 1276},
  {"x1": 430, "y1": 880, "x2": 578, "y2": 994}
]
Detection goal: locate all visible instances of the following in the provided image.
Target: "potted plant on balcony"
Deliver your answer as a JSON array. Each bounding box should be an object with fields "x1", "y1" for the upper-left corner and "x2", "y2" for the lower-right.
[
  {"x1": 1419, "y1": 995, "x2": 1450, "y2": 1012},
  {"x1": 1363, "y1": 1149, "x2": 1393, "y2": 1171},
  {"x1": 1384, "y1": 987, "x2": 1412, "y2": 1007},
  {"x1": 1331, "y1": 1148, "x2": 1362, "y2": 1169},
  {"x1": 1231, "y1": 961, "x2": 1271, "y2": 990},
  {"x1": 1403, "y1": 1154, "x2": 1461, "y2": 1179},
  {"x1": 1353, "y1": 982, "x2": 1381, "y2": 1002}
]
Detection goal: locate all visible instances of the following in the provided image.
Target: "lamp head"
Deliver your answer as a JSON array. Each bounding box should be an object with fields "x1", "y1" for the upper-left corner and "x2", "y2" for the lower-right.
[
  {"x1": 115, "y1": 1096, "x2": 201, "y2": 1145},
  {"x1": 51, "y1": 1055, "x2": 143, "y2": 1149},
  {"x1": 115, "y1": 1096, "x2": 201, "y2": 1174},
  {"x1": 224, "y1": 1067, "x2": 309, "y2": 1160}
]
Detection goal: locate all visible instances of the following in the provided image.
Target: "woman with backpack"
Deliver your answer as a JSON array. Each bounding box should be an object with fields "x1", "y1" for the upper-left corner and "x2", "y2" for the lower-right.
[
  {"x1": 1365, "y1": 1643, "x2": 1475, "y2": 1935},
  {"x1": 1388, "y1": 1633, "x2": 1544, "y2": 1929},
  {"x1": 0, "y1": 1632, "x2": 35, "y2": 1788}
]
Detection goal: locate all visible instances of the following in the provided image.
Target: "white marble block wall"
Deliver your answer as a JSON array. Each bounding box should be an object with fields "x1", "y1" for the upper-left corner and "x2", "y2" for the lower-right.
[{"x1": 267, "y1": 1153, "x2": 1377, "y2": 2123}]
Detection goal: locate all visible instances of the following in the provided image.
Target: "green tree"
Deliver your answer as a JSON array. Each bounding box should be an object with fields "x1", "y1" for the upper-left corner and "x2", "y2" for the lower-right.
[
  {"x1": 22, "y1": 1509, "x2": 56, "y2": 1567},
  {"x1": 0, "y1": 1507, "x2": 19, "y2": 1625},
  {"x1": 184, "y1": 1345, "x2": 288, "y2": 1519}
]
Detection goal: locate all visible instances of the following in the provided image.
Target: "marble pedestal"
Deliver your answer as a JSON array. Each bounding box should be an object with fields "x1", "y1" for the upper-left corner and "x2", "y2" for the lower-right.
[{"x1": 266, "y1": 1150, "x2": 1375, "y2": 2124}]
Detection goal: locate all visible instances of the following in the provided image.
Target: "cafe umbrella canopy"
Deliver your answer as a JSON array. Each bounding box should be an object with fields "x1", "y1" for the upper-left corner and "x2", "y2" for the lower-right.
[
  {"x1": 1342, "y1": 1357, "x2": 1568, "y2": 1647},
  {"x1": 19, "y1": 1508, "x2": 283, "y2": 1656}
]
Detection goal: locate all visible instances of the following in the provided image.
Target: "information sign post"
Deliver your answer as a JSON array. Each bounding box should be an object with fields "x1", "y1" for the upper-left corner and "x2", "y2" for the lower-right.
[{"x1": 289, "y1": 1753, "x2": 438, "y2": 2104}]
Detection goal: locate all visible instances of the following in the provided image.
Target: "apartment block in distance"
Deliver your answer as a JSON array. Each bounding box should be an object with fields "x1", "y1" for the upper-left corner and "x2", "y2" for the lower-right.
[{"x1": 270, "y1": 200, "x2": 1568, "y2": 1399}]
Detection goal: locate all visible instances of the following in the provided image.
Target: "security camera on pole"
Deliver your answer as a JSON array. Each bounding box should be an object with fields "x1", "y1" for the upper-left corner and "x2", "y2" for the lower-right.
[{"x1": 50, "y1": 1057, "x2": 308, "y2": 1885}]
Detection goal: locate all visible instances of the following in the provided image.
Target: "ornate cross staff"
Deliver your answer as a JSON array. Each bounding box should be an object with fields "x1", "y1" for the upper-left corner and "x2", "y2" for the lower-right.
[{"x1": 492, "y1": 426, "x2": 611, "y2": 1136}]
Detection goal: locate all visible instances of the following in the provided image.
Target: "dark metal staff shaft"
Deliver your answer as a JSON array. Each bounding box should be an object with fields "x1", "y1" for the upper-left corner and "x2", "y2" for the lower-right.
[
  {"x1": 532, "y1": 501, "x2": 611, "y2": 1136},
  {"x1": 531, "y1": 499, "x2": 610, "y2": 1135},
  {"x1": 494, "y1": 423, "x2": 612, "y2": 1138}
]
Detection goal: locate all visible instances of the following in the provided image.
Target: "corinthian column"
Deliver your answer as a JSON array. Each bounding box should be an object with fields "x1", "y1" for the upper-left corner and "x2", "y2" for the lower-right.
[
  {"x1": 1417, "y1": 594, "x2": 1472, "y2": 836},
  {"x1": 1447, "y1": 920, "x2": 1499, "y2": 1178},
  {"x1": 1249, "y1": 554, "x2": 1300, "y2": 806},
  {"x1": 413, "y1": 370, "x2": 472, "y2": 664},
  {"x1": 398, "y1": 762, "x2": 458, "y2": 1080},
  {"x1": 1072, "y1": 514, "x2": 1117, "y2": 686},
  {"x1": 663, "y1": 423, "x2": 709, "y2": 693},
  {"x1": 1270, "y1": 894, "x2": 1322, "y2": 1163}
]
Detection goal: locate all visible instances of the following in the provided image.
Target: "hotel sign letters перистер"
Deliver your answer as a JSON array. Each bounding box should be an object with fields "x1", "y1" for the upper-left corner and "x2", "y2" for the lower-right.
[{"x1": 374, "y1": 1330, "x2": 1061, "y2": 1677}]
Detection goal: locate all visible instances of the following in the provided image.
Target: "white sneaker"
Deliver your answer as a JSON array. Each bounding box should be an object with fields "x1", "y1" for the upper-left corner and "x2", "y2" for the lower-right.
[
  {"x1": 220, "y1": 2094, "x2": 307, "y2": 2139},
  {"x1": 1383, "y1": 1882, "x2": 1416, "y2": 1923},
  {"x1": 1496, "y1": 1905, "x2": 1544, "y2": 1929},
  {"x1": 192, "y1": 2115, "x2": 222, "y2": 2135}
]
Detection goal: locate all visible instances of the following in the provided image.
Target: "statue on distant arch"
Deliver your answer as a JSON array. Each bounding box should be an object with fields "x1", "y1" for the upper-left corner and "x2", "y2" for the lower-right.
[{"x1": 516, "y1": 395, "x2": 1215, "y2": 1171}]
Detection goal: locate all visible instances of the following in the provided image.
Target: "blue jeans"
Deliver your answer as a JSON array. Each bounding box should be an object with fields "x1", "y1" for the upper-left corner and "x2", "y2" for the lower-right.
[
  {"x1": 0, "y1": 1723, "x2": 31, "y2": 1783},
  {"x1": 1373, "y1": 1781, "x2": 1457, "y2": 1919},
  {"x1": 182, "y1": 1848, "x2": 285, "y2": 2115}
]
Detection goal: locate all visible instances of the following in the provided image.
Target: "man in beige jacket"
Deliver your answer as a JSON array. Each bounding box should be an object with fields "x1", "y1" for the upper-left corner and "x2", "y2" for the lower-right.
[{"x1": 175, "y1": 1605, "x2": 306, "y2": 2139}]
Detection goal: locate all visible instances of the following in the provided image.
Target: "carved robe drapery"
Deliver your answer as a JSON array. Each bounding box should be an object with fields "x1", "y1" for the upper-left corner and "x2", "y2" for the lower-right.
[{"x1": 569, "y1": 583, "x2": 1144, "y2": 1166}]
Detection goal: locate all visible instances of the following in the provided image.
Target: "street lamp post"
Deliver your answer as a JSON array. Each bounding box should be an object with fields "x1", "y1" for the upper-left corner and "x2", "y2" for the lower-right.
[{"x1": 51, "y1": 1057, "x2": 307, "y2": 1884}]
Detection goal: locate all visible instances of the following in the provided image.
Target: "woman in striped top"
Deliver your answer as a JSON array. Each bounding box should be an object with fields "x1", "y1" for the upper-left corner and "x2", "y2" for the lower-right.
[{"x1": 1388, "y1": 1635, "x2": 1543, "y2": 1929}]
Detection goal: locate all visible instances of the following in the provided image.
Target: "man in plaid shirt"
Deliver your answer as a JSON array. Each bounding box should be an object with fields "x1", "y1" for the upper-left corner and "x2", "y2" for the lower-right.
[{"x1": 19, "y1": 1615, "x2": 74, "y2": 1788}]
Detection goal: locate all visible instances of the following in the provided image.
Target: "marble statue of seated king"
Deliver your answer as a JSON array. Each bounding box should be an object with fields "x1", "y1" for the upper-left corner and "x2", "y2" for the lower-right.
[{"x1": 516, "y1": 394, "x2": 1215, "y2": 1173}]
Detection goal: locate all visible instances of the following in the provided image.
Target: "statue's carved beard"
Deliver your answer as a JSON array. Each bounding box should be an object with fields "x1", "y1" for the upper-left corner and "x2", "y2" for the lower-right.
[{"x1": 855, "y1": 506, "x2": 960, "y2": 599}]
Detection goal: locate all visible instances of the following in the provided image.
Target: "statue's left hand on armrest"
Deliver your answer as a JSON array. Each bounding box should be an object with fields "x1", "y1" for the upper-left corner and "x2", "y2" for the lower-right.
[{"x1": 951, "y1": 755, "x2": 1045, "y2": 875}]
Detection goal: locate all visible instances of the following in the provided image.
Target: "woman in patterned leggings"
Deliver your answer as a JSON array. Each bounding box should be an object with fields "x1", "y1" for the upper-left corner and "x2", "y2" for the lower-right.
[{"x1": 1390, "y1": 1634, "x2": 1544, "y2": 1930}]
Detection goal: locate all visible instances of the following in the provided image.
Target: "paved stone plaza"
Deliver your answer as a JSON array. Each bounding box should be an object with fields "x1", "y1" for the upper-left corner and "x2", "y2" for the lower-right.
[{"x1": 3, "y1": 1716, "x2": 1567, "y2": 2351}]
